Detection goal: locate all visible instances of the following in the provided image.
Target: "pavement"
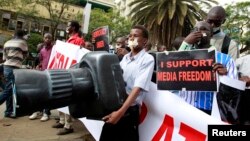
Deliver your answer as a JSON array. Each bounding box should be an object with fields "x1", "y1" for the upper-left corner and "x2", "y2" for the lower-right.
[{"x1": 0, "y1": 104, "x2": 95, "y2": 141}]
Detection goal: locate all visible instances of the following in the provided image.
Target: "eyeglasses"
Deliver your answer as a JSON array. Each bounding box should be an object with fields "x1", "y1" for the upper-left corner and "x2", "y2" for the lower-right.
[{"x1": 206, "y1": 19, "x2": 223, "y2": 27}]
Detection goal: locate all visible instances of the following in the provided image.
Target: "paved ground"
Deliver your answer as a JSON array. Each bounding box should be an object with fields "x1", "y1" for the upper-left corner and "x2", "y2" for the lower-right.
[{"x1": 0, "y1": 104, "x2": 95, "y2": 141}]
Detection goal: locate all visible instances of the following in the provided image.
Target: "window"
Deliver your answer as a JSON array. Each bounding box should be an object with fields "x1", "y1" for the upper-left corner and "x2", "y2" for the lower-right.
[
  {"x1": 8, "y1": 19, "x2": 16, "y2": 31},
  {"x1": 43, "y1": 25, "x2": 50, "y2": 34},
  {"x1": 57, "y1": 29, "x2": 65, "y2": 37},
  {"x1": 2, "y1": 18, "x2": 9, "y2": 29},
  {"x1": 56, "y1": 29, "x2": 66, "y2": 40},
  {"x1": 2, "y1": 13, "x2": 11, "y2": 29},
  {"x1": 31, "y1": 22, "x2": 40, "y2": 33},
  {"x1": 17, "y1": 21, "x2": 23, "y2": 30},
  {"x1": 23, "y1": 21, "x2": 29, "y2": 32}
]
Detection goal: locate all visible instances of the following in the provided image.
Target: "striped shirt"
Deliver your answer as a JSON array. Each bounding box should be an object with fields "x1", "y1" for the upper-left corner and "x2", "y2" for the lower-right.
[
  {"x1": 178, "y1": 42, "x2": 238, "y2": 111},
  {"x1": 3, "y1": 38, "x2": 28, "y2": 68}
]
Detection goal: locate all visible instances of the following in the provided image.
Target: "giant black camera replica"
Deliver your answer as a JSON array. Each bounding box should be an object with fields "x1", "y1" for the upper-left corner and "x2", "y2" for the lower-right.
[{"x1": 13, "y1": 51, "x2": 127, "y2": 120}]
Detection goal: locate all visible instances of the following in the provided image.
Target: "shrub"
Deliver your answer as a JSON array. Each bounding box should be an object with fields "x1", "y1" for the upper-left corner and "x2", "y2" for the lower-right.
[{"x1": 27, "y1": 33, "x2": 43, "y2": 53}]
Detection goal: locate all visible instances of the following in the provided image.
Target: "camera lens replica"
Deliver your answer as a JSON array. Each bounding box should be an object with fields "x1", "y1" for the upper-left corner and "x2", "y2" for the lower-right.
[{"x1": 13, "y1": 51, "x2": 127, "y2": 120}]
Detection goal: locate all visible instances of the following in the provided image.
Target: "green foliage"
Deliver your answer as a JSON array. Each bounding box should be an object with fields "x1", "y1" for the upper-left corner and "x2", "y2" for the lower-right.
[
  {"x1": 85, "y1": 8, "x2": 132, "y2": 43},
  {"x1": 14, "y1": 0, "x2": 38, "y2": 17},
  {"x1": 36, "y1": 0, "x2": 75, "y2": 39},
  {"x1": 16, "y1": 0, "x2": 78, "y2": 40},
  {"x1": 223, "y1": 2, "x2": 250, "y2": 54},
  {"x1": 111, "y1": 10, "x2": 132, "y2": 43},
  {"x1": 0, "y1": 0, "x2": 15, "y2": 7},
  {"x1": 128, "y1": 0, "x2": 218, "y2": 50},
  {"x1": 27, "y1": 33, "x2": 43, "y2": 53},
  {"x1": 3, "y1": 1, "x2": 131, "y2": 45}
]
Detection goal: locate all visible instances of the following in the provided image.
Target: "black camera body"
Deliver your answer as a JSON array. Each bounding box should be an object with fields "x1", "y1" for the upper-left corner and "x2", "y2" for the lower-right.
[{"x1": 13, "y1": 51, "x2": 127, "y2": 120}]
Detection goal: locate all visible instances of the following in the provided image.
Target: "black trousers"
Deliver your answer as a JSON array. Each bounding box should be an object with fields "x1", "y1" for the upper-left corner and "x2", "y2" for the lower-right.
[
  {"x1": 239, "y1": 89, "x2": 250, "y2": 124},
  {"x1": 100, "y1": 105, "x2": 139, "y2": 141}
]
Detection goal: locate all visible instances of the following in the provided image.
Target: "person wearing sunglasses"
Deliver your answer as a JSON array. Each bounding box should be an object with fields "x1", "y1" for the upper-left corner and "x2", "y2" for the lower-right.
[{"x1": 206, "y1": 6, "x2": 239, "y2": 60}]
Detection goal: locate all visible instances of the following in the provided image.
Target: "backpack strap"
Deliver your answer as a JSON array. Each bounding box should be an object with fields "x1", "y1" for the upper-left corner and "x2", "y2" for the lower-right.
[{"x1": 221, "y1": 35, "x2": 231, "y2": 54}]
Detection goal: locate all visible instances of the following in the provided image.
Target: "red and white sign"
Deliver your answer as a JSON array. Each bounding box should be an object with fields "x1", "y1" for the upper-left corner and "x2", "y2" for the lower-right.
[
  {"x1": 48, "y1": 40, "x2": 89, "y2": 69},
  {"x1": 139, "y1": 83, "x2": 227, "y2": 141}
]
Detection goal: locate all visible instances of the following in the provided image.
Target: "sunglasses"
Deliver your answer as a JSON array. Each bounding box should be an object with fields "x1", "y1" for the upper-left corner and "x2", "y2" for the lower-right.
[
  {"x1": 191, "y1": 27, "x2": 209, "y2": 33},
  {"x1": 206, "y1": 19, "x2": 223, "y2": 27}
]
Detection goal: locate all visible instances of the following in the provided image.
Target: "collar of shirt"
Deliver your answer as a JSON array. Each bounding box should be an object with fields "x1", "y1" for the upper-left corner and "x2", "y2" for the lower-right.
[
  {"x1": 212, "y1": 31, "x2": 225, "y2": 38},
  {"x1": 44, "y1": 44, "x2": 53, "y2": 49},
  {"x1": 67, "y1": 33, "x2": 80, "y2": 43},
  {"x1": 124, "y1": 49, "x2": 146, "y2": 62}
]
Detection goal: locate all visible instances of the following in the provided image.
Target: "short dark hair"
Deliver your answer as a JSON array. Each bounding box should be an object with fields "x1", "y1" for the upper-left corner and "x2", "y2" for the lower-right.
[
  {"x1": 69, "y1": 20, "x2": 81, "y2": 32},
  {"x1": 208, "y1": 6, "x2": 226, "y2": 19},
  {"x1": 14, "y1": 30, "x2": 25, "y2": 38},
  {"x1": 132, "y1": 25, "x2": 149, "y2": 39}
]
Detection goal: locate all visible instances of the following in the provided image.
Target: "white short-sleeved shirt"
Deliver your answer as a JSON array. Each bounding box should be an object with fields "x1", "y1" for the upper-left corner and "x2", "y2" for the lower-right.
[{"x1": 120, "y1": 49, "x2": 154, "y2": 105}]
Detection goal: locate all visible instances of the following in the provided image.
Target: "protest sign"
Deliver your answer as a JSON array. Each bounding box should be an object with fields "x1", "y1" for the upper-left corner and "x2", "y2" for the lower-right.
[
  {"x1": 92, "y1": 26, "x2": 109, "y2": 52},
  {"x1": 157, "y1": 49, "x2": 217, "y2": 91},
  {"x1": 47, "y1": 40, "x2": 89, "y2": 69},
  {"x1": 58, "y1": 83, "x2": 227, "y2": 141},
  {"x1": 139, "y1": 83, "x2": 227, "y2": 141}
]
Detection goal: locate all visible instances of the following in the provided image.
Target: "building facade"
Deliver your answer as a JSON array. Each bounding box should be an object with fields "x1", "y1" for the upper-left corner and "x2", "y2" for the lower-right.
[{"x1": 0, "y1": 0, "x2": 115, "y2": 46}]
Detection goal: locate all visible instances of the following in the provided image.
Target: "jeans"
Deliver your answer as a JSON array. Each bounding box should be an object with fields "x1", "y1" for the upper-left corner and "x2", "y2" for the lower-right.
[
  {"x1": 5, "y1": 95, "x2": 13, "y2": 116},
  {"x1": 0, "y1": 66, "x2": 16, "y2": 115}
]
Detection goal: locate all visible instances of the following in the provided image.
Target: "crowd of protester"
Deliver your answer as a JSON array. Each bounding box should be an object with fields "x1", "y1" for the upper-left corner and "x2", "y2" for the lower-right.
[{"x1": 0, "y1": 5, "x2": 249, "y2": 141}]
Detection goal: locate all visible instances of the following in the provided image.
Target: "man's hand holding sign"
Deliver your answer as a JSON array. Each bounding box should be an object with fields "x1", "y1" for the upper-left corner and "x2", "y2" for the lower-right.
[{"x1": 212, "y1": 63, "x2": 227, "y2": 75}]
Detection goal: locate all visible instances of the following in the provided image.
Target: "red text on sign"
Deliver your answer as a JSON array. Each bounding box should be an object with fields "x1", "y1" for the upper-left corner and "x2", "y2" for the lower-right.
[
  {"x1": 96, "y1": 40, "x2": 104, "y2": 48},
  {"x1": 160, "y1": 59, "x2": 214, "y2": 68},
  {"x1": 92, "y1": 29, "x2": 106, "y2": 38},
  {"x1": 152, "y1": 114, "x2": 206, "y2": 141},
  {"x1": 48, "y1": 51, "x2": 77, "y2": 69}
]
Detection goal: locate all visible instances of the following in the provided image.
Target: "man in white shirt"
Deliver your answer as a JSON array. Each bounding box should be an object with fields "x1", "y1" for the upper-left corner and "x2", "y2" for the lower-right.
[{"x1": 100, "y1": 25, "x2": 154, "y2": 141}]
